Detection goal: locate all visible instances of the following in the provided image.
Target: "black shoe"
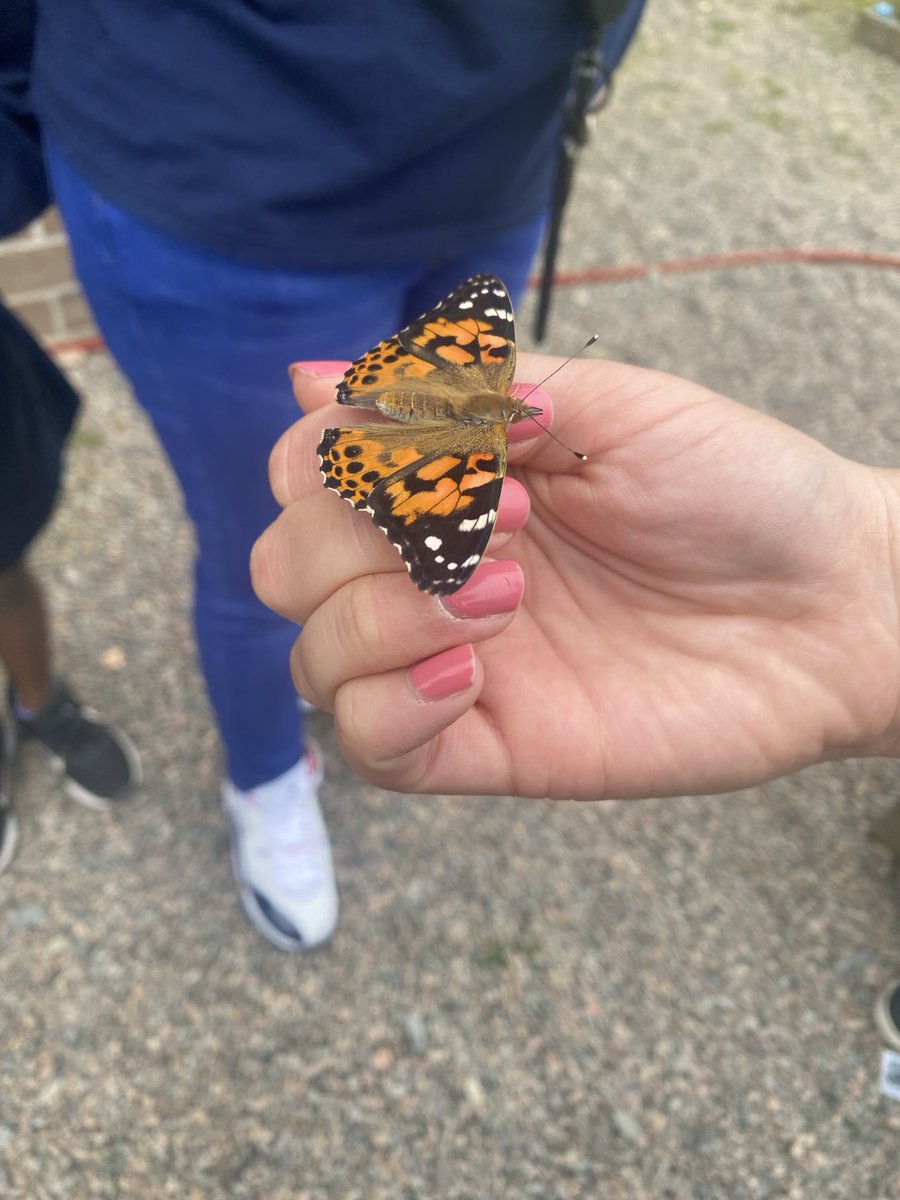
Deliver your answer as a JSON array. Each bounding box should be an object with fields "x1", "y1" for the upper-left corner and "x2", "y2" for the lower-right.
[
  {"x1": 0, "y1": 710, "x2": 17, "y2": 874},
  {"x1": 12, "y1": 680, "x2": 142, "y2": 809},
  {"x1": 875, "y1": 981, "x2": 900, "y2": 1052}
]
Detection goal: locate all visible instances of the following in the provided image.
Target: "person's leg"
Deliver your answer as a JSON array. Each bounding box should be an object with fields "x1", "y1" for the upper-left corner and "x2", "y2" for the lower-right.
[
  {"x1": 0, "y1": 561, "x2": 52, "y2": 711},
  {"x1": 47, "y1": 140, "x2": 415, "y2": 794},
  {"x1": 0, "y1": 302, "x2": 140, "y2": 820},
  {"x1": 44, "y1": 139, "x2": 422, "y2": 948},
  {"x1": 0, "y1": 300, "x2": 71, "y2": 713}
]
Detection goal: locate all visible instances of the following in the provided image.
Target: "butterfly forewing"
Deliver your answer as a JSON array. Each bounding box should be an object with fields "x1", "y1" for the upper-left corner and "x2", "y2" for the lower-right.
[
  {"x1": 397, "y1": 274, "x2": 516, "y2": 394},
  {"x1": 336, "y1": 274, "x2": 515, "y2": 409}
]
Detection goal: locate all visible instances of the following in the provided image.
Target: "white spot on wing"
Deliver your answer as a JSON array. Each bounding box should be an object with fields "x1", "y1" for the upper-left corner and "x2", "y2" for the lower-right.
[
  {"x1": 459, "y1": 509, "x2": 494, "y2": 534},
  {"x1": 425, "y1": 535, "x2": 442, "y2": 550}
]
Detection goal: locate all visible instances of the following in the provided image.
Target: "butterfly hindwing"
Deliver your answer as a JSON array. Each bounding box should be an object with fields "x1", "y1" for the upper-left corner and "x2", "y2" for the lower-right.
[{"x1": 317, "y1": 421, "x2": 508, "y2": 595}]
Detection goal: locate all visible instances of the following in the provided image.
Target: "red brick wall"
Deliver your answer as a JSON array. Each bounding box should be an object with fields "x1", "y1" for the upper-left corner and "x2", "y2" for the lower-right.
[{"x1": 0, "y1": 209, "x2": 98, "y2": 346}]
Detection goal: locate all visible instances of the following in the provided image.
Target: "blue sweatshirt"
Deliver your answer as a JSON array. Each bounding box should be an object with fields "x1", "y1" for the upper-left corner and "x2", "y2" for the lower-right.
[{"x1": 32, "y1": 1, "x2": 644, "y2": 268}]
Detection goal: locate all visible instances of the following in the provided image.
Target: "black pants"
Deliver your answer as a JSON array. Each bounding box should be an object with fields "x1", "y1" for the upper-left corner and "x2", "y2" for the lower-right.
[{"x1": 0, "y1": 299, "x2": 78, "y2": 570}]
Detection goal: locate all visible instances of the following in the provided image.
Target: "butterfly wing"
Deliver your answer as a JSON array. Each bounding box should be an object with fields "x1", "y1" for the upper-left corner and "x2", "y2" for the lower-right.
[
  {"x1": 318, "y1": 421, "x2": 508, "y2": 594},
  {"x1": 336, "y1": 274, "x2": 516, "y2": 415}
]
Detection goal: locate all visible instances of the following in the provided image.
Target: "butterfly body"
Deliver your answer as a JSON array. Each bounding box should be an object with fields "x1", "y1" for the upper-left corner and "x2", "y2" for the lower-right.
[
  {"x1": 318, "y1": 274, "x2": 538, "y2": 596},
  {"x1": 368, "y1": 388, "x2": 531, "y2": 428}
]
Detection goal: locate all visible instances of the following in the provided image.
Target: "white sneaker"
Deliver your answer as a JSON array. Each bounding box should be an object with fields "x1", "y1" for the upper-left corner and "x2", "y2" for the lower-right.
[{"x1": 222, "y1": 746, "x2": 338, "y2": 950}]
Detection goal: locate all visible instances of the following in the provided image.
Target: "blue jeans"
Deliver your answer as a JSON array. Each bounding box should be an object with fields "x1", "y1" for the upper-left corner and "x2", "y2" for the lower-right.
[{"x1": 47, "y1": 140, "x2": 543, "y2": 788}]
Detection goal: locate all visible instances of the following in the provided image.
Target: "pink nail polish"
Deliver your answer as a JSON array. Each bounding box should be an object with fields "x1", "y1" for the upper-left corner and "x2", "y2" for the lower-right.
[
  {"x1": 409, "y1": 644, "x2": 476, "y2": 702},
  {"x1": 289, "y1": 360, "x2": 351, "y2": 378},
  {"x1": 441, "y1": 561, "x2": 524, "y2": 619},
  {"x1": 495, "y1": 479, "x2": 530, "y2": 532}
]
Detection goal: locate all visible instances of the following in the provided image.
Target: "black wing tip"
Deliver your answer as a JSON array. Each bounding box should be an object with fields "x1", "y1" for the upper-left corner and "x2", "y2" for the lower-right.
[
  {"x1": 379, "y1": 524, "x2": 488, "y2": 596},
  {"x1": 466, "y1": 270, "x2": 506, "y2": 289},
  {"x1": 420, "y1": 574, "x2": 475, "y2": 596}
]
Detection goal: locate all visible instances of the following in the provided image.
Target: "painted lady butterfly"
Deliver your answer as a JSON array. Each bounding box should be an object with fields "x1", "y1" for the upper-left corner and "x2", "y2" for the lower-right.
[{"x1": 318, "y1": 274, "x2": 542, "y2": 595}]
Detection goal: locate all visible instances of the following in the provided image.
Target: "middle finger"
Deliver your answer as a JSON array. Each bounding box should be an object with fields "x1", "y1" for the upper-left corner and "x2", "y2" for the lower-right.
[
  {"x1": 293, "y1": 558, "x2": 525, "y2": 708},
  {"x1": 252, "y1": 478, "x2": 530, "y2": 625}
]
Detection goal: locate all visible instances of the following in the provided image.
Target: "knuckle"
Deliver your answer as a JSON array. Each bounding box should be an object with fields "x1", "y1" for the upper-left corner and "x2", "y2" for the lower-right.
[
  {"x1": 334, "y1": 682, "x2": 396, "y2": 781},
  {"x1": 333, "y1": 573, "x2": 390, "y2": 663}
]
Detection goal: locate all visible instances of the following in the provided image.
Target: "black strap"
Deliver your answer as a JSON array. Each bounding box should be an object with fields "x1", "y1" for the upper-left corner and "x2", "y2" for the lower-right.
[{"x1": 533, "y1": 16, "x2": 615, "y2": 342}]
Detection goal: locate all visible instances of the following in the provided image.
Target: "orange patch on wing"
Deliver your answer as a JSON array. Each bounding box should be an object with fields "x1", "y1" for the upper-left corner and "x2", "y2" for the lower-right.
[
  {"x1": 425, "y1": 317, "x2": 483, "y2": 340},
  {"x1": 393, "y1": 357, "x2": 438, "y2": 380},
  {"x1": 416, "y1": 454, "x2": 462, "y2": 480},
  {"x1": 325, "y1": 433, "x2": 421, "y2": 474},
  {"x1": 478, "y1": 335, "x2": 508, "y2": 364},
  {"x1": 386, "y1": 477, "x2": 475, "y2": 522},
  {"x1": 461, "y1": 470, "x2": 495, "y2": 493},
  {"x1": 436, "y1": 343, "x2": 477, "y2": 364},
  {"x1": 459, "y1": 454, "x2": 500, "y2": 493},
  {"x1": 379, "y1": 445, "x2": 421, "y2": 470}
]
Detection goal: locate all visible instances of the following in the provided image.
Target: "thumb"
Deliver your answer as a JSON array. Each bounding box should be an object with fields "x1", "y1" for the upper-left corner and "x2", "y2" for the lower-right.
[{"x1": 288, "y1": 361, "x2": 350, "y2": 413}]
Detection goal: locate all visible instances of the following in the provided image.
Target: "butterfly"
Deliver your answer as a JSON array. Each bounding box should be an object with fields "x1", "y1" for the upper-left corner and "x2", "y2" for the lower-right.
[{"x1": 317, "y1": 273, "x2": 542, "y2": 595}]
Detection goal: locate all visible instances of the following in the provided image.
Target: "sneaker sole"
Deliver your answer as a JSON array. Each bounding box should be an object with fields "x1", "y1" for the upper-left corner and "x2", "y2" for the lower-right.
[
  {"x1": 874, "y1": 983, "x2": 900, "y2": 1052},
  {"x1": 0, "y1": 713, "x2": 17, "y2": 875},
  {"x1": 0, "y1": 811, "x2": 18, "y2": 876}
]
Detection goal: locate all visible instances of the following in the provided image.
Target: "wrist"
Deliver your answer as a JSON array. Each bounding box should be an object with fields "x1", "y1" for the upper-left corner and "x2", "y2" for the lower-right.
[{"x1": 851, "y1": 465, "x2": 900, "y2": 759}]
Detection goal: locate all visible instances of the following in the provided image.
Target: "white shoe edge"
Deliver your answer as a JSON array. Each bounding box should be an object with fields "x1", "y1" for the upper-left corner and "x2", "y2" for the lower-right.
[
  {"x1": 0, "y1": 713, "x2": 17, "y2": 875},
  {"x1": 874, "y1": 982, "x2": 900, "y2": 1053},
  {"x1": 0, "y1": 810, "x2": 18, "y2": 876},
  {"x1": 222, "y1": 750, "x2": 338, "y2": 952}
]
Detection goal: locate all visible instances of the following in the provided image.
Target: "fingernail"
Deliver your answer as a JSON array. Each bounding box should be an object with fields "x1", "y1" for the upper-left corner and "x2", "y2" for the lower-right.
[
  {"x1": 441, "y1": 561, "x2": 524, "y2": 620},
  {"x1": 409, "y1": 644, "x2": 476, "y2": 702},
  {"x1": 289, "y1": 360, "x2": 350, "y2": 379},
  {"x1": 508, "y1": 383, "x2": 553, "y2": 441},
  {"x1": 495, "y1": 478, "x2": 530, "y2": 532}
]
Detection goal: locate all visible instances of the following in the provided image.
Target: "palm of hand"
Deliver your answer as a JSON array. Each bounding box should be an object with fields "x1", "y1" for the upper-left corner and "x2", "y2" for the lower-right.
[{"x1": 457, "y1": 361, "x2": 896, "y2": 799}]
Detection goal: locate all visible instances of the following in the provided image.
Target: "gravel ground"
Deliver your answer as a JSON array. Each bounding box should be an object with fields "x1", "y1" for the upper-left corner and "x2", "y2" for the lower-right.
[{"x1": 3, "y1": 2, "x2": 900, "y2": 1197}]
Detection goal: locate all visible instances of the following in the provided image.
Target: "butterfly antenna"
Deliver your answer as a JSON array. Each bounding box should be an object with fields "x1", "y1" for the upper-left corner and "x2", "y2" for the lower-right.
[
  {"x1": 518, "y1": 333, "x2": 599, "y2": 461},
  {"x1": 517, "y1": 333, "x2": 600, "y2": 404},
  {"x1": 526, "y1": 415, "x2": 587, "y2": 461}
]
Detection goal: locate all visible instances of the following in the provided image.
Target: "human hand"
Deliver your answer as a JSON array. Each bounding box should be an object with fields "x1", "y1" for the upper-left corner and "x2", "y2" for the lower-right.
[{"x1": 252, "y1": 354, "x2": 900, "y2": 800}]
